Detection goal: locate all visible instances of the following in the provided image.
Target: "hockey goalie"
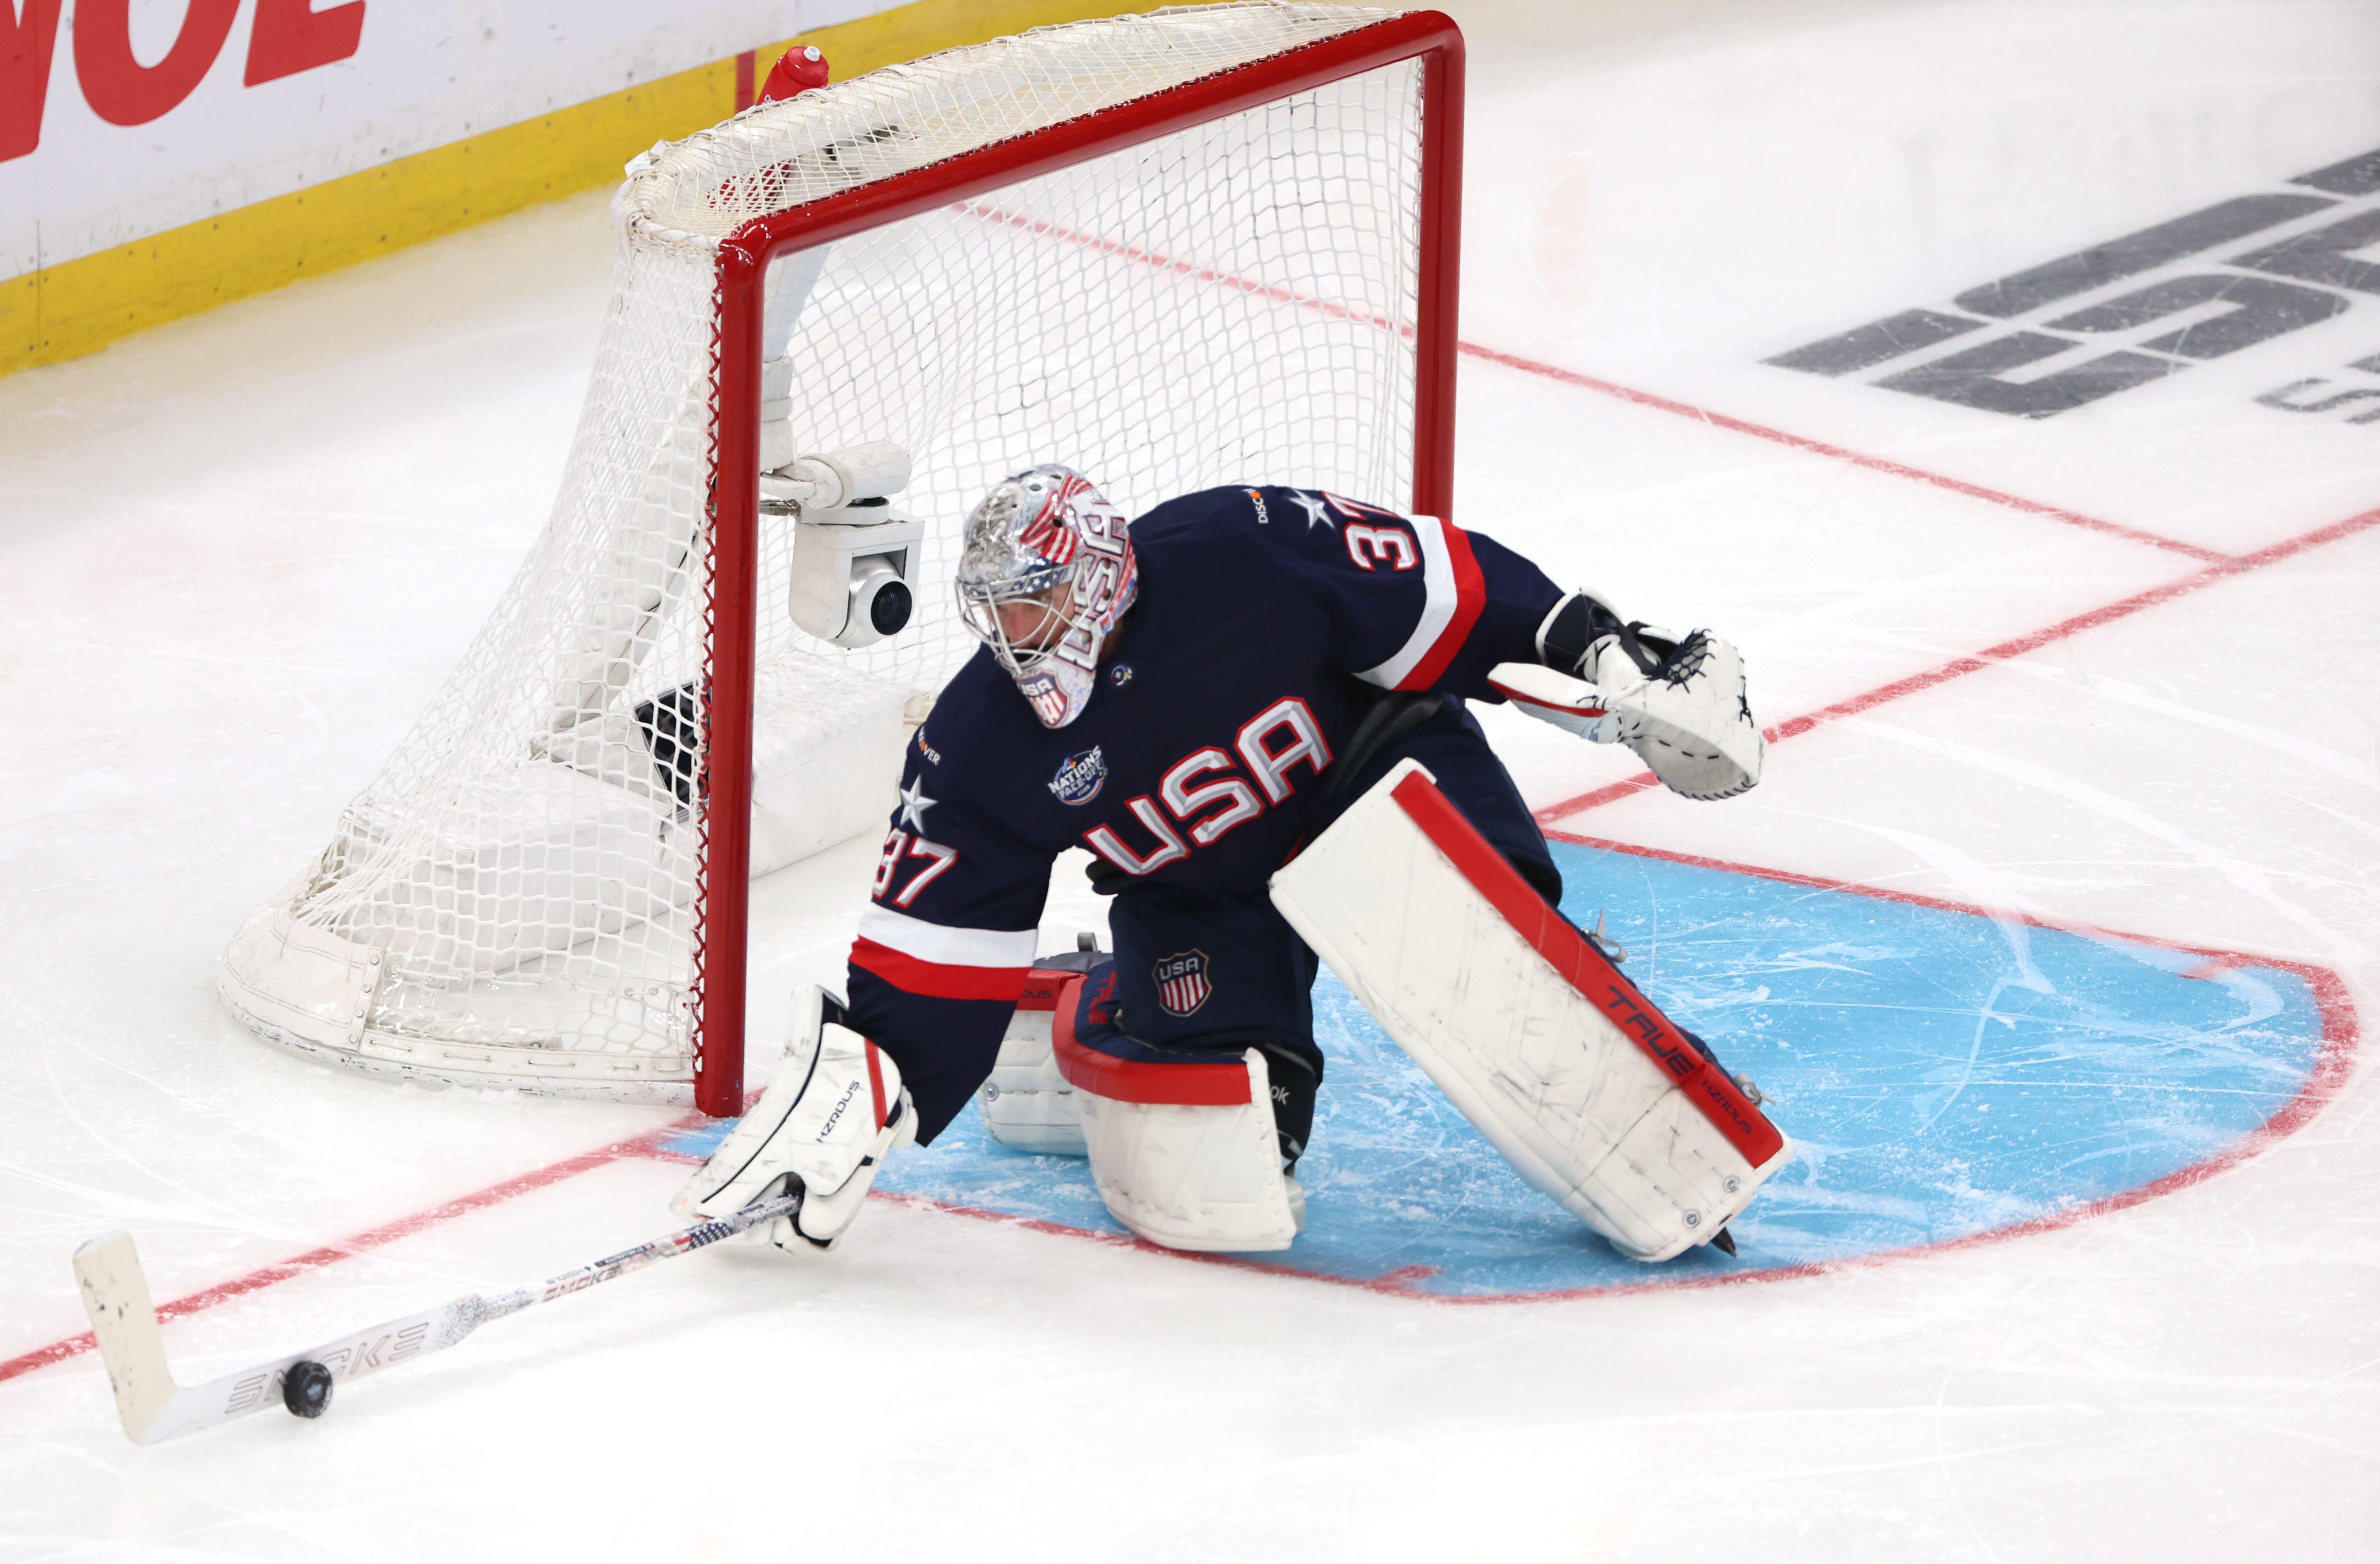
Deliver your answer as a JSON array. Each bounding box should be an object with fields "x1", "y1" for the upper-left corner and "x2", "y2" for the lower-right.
[{"x1": 675, "y1": 468, "x2": 1790, "y2": 1261}]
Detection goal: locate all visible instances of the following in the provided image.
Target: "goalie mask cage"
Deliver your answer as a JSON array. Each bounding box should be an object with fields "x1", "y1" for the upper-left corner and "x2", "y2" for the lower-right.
[{"x1": 218, "y1": 4, "x2": 1464, "y2": 1115}]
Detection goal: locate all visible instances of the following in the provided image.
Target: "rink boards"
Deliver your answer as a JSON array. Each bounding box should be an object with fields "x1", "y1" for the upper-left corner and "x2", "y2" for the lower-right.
[{"x1": 664, "y1": 838, "x2": 2348, "y2": 1301}]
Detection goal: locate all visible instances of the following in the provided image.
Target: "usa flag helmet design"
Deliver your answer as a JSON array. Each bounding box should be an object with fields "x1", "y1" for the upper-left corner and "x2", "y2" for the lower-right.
[{"x1": 955, "y1": 465, "x2": 1139, "y2": 728}]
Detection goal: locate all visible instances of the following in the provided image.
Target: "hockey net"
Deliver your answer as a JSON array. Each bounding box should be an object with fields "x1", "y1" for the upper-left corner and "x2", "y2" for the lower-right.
[{"x1": 218, "y1": 3, "x2": 1460, "y2": 1106}]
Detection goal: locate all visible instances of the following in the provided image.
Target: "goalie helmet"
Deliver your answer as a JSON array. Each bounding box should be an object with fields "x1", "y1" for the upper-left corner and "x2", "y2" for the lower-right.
[{"x1": 955, "y1": 465, "x2": 1139, "y2": 728}]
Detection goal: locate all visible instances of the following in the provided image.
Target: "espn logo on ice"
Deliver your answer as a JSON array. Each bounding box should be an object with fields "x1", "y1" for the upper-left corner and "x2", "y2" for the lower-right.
[
  {"x1": 1769, "y1": 145, "x2": 2380, "y2": 427},
  {"x1": 4, "y1": 0, "x2": 365, "y2": 161}
]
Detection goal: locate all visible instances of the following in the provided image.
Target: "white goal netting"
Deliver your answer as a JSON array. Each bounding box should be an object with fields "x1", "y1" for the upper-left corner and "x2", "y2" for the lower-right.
[{"x1": 220, "y1": 3, "x2": 1434, "y2": 1099}]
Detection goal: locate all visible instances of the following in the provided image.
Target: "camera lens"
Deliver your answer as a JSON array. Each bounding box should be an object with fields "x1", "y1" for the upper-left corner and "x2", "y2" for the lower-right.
[
  {"x1": 839, "y1": 556, "x2": 913, "y2": 647},
  {"x1": 868, "y1": 577, "x2": 913, "y2": 635}
]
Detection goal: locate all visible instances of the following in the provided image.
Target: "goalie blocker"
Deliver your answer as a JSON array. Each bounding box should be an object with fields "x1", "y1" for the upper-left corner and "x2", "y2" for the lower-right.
[
  {"x1": 671, "y1": 988, "x2": 915, "y2": 1251},
  {"x1": 1270, "y1": 760, "x2": 1791, "y2": 1261}
]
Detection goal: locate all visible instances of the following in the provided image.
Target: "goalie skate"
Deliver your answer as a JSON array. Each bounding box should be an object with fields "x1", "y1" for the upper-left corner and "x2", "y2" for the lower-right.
[{"x1": 1269, "y1": 761, "x2": 1791, "y2": 1261}]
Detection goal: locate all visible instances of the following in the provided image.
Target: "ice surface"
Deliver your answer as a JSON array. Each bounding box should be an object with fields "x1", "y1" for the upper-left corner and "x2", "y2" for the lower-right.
[{"x1": 5, "y1": 0, "x2": 2380, "y2": 1557}]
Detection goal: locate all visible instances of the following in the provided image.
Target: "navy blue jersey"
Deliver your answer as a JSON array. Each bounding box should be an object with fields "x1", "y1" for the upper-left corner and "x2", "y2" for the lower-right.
[{"x1": 846, "y1": 485, "x2": 1564, "y2": 1140}]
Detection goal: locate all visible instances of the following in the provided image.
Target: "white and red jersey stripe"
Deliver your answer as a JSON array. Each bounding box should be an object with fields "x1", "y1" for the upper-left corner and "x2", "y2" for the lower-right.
[
  {"x1": 1354, "y1": 513, "x2": 1486, "y2": 691},
  {"x1": 850, "y1": 904, "x2": 1037, "y2": 1002}
]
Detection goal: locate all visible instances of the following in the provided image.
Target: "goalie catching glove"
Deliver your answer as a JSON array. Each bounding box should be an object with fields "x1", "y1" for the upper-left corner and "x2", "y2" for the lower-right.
[
  {"x1": 670, "y1": 988, "x2": 914, "y2": 1252},
  {"x1": 1490, "y1": 590, "x2": 1766, "y2": 801}
]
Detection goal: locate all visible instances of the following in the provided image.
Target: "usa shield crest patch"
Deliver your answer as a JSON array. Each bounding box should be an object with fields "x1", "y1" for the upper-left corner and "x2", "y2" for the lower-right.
[{"x1": 1152, "y1": 950, "x2": 1212, "y2": 1017}]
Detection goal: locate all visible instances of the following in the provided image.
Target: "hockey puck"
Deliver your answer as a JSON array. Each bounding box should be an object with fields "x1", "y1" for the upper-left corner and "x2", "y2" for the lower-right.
[{"x1": 282, "y1": 1359, "x2": 334, "y2": 1419}]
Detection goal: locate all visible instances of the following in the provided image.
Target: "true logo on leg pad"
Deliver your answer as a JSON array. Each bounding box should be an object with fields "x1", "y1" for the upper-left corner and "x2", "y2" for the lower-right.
[{"x1": 1152, "y1": 950, "x2": 1212, "y2": 1016}]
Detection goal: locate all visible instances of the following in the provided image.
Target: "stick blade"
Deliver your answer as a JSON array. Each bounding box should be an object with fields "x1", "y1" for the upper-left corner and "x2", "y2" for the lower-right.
[{"x1": 72, "y1": 1233, "x2": 182, "y2": 1444}]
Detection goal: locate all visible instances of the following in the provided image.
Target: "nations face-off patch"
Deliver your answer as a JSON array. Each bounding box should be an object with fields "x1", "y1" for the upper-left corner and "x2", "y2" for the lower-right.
[{"x1": 1047, "y1": 745, "x2": 1107, "y2": 805}]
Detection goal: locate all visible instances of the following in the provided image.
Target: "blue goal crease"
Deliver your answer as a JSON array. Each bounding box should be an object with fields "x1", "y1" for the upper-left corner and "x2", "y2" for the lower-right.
[{"x1": 663, "y1": 842, "x2": 2329, "y2": 1299}]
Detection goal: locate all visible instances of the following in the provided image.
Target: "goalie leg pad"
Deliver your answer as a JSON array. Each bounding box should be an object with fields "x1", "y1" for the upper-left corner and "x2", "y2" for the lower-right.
[
  {"x1": 671, "y1": 986, "x2": 915, "y2": 1252},
  {"x1": 1054, "y1": 964, "x2": 1303, "y2": 1252},
  {"x1": 1269, "y1": 761, "x2": 1791, "y2": 1262},
  {"x1": 1310, "y1": 693, "x2": 1566, "y2": 912}
]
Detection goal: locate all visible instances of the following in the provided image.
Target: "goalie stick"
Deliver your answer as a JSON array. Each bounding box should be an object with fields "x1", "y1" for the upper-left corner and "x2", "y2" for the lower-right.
[{"x1": 71, "y1": 1190, "x2": 802, "y2": 1446}]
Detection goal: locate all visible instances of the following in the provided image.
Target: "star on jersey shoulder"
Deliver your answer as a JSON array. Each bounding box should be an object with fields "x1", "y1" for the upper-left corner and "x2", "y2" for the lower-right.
[
  {"x1": 897, "y1": 776, "x2": 937, "y2": 831},
  {"x1": 1287, "y1": 490, "x2": 1335, "y2": 531}
]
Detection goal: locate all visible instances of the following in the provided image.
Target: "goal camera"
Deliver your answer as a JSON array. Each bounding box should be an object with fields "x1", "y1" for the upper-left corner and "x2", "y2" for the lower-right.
[{"x1": 768, "y1": 439, "x2": 923, "y2": 651}]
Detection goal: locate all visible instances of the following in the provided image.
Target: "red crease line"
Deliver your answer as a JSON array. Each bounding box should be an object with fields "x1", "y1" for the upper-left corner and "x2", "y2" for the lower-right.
[
  {"x1": 869, "y1": 1192, "x2": 1468, "y2": 1298},
  {"x1": 1505, "y1": 831, "x2": 2364, "y2": 1301},
  {"x1": 1542, "y1": 828, "x2": 2349, "y2": 981},
  {"x1": 885, "y1": 848, "x2": 2363, "y2": 1307},
  {"x1": 0, "y1": 1118, "x2": 706, "y2": 1388}
]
